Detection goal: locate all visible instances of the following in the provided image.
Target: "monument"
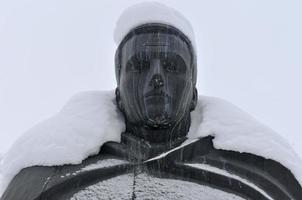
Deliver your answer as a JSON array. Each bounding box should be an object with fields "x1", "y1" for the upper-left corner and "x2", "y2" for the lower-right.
[{"x1": 1, "y1": 2, "x2": 301, "y2": 200}]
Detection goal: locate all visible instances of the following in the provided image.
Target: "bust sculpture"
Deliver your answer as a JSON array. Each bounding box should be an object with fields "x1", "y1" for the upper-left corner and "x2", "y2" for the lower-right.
[
  {"x1": 1, "y1": 2, "x2": 301, "y2": 200},
  {"x1": 115, "y1": 22, "x2": 197, "y2": 159}
]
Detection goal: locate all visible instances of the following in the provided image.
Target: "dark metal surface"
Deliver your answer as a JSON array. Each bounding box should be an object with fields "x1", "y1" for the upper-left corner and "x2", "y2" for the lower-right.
[
  {"x1": 115, "y1": 24, "x2": 197, "y2": 144},
  {"x1": 2, "y1": 137, "x2": 302, "y2": 200},
  {"x1": 2, "y1": 24, "x2": 301, "y2": 200}
]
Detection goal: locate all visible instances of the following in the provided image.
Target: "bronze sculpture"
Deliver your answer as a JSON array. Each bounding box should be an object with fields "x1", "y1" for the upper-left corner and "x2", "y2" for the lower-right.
[
  {"x1": 115, "y1": 23, "x2": 197, "y2": 159},
  {"x1": 1, "y1": 4, "x2": 302, "y2": 200}
]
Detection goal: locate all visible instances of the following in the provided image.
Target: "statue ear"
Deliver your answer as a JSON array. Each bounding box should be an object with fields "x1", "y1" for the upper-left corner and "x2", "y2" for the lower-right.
[
  {"x1": 115, "y1": 87, "x2": 124, "y2": 112},
  {"x1": 190, "y1": 87, "x2": 198, "y2": 111}
]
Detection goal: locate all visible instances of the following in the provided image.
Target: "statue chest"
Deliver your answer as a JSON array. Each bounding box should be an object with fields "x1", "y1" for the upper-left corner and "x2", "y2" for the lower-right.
[
  {"x1": 2, "y1": 138, "x2": 301, "y2": 200},
  {"x1": 69, "y1": 169, "x2": 244, "y2": 200}
]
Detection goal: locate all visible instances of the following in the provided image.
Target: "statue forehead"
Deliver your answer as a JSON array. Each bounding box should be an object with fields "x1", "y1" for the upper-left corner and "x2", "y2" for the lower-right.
[{"x1": 120, "y1": 33, "x2": 192, "y2": 65}]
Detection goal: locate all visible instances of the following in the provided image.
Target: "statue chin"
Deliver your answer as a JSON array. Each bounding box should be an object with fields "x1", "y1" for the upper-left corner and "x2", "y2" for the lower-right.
[{"x1": 143, "y1": 104, "x2": 174, "y2": 129}]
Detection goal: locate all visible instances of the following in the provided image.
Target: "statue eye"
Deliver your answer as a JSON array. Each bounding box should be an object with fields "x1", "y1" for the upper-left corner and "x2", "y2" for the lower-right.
[
  {"x1": 162, "y1": 55, "x2": 187, "y2": 73},
  {"x1": 162, "y1": 59, "x2": 178, "y2": 72},
  {"x1": 126, "y1": 58, "x2": 149, "y2": 72}
]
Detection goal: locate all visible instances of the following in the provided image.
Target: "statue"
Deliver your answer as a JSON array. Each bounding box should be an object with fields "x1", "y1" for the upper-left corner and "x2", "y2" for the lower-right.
[
  {"x1": 1, "y1": 2, "x2": 301, "y2": 200},
  {"x1": 114, "y1": 22, "x2": 197, "y2": 159}
]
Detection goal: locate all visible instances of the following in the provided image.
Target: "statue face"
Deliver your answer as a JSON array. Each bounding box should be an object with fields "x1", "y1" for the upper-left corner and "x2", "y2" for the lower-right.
[{"x1": 118, "y1": 33, "x2": 195, "y2": 129}]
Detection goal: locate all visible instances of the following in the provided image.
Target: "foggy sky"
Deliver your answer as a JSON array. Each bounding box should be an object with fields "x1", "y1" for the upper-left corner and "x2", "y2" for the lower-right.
[{"x1": 0, "y1": 0, "x2": 301, "y2": 155}]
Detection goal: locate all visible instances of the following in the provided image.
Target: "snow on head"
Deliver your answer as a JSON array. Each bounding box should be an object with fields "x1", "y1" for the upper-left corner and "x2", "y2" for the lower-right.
[
  {"x1": 0, "y1": 91, "x2": 302, "y2": 196},
  {"x1": 113, "y1": 2, "x2": 196, "y2": 50}
]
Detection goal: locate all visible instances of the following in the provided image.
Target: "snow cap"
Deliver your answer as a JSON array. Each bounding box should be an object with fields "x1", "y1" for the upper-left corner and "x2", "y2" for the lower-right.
[{"x1": 113, "y1": 2, "x2": 197, "y2": 51}]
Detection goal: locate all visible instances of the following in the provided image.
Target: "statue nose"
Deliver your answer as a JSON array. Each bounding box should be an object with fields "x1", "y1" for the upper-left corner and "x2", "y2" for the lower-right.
[
  {"x1": 148, "y1": 59, "x2": 164, "y2": 89},
  {"x1": 149, "y1": 74, "x2": 164, "y2": 88}
]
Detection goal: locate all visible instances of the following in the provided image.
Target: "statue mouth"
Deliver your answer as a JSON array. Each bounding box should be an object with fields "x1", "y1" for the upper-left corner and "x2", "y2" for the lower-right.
[
  {"x1": 145, "y1": 117, "x2": 172, "y2": 129},
  {"x1": 144, "y1": 90, "x2": 169, "y2": 100},
  {"x1": 143, "y1": 90, "x2": 172, "y2": 129}
]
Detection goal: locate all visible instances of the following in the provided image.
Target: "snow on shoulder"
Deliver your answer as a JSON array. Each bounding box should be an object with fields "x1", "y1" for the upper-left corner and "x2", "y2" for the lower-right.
[
  {"x1": 0, "y1": 90, "x2": 302, "y2": 195},
  {"x1": 0, "y1": 90, "x2": 124, "y2": 195},
  {"x1": 188, "y1": 96, "x2": 302, "y2": 186},
  {"x1": 114, "y1": 2, "x2": 196, "y2": 50}
]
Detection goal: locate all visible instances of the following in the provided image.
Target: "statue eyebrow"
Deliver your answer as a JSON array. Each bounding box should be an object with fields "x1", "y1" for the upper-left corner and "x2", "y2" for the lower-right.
[
  {"x1": 126, "y1": 52, "x2": 190, "y2": 69},
  {"x1": 144, "y1": 44, "x2": 169, "y2": 47},
  {"x1": 128, "y1": 51, "x2": 179, "y2": 60}
]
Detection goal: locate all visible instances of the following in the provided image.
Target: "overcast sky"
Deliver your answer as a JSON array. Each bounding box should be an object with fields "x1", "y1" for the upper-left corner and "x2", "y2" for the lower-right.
[{"x1": 0, "y1": 0, "x2": 301, "y2": 155}]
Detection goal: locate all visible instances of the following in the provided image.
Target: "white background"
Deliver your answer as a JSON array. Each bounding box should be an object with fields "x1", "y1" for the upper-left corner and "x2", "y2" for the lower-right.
[{"x1": 0, "y1": 0, "x2": 301, "y2": 156}]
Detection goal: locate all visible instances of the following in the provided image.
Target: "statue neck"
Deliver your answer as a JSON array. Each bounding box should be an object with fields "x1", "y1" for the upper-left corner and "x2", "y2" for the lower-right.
[
  {"x1": 125, "y1": 112, "x2": 190, "y2": 143},
  {"x1": 120, "y1": 132, "x2": 186, "y2": 161}
]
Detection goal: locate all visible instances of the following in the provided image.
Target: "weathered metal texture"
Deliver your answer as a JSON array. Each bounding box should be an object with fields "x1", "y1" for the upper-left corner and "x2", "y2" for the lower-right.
[
  {"x1": 2, "y1": 137, "x2": 301, "y2": 200},
  {"x1": 2, "y1": 24, "x2": 302, "y2": 200}
]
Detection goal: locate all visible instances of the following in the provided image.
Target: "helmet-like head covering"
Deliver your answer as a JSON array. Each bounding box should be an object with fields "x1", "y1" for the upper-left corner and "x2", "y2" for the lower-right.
[{"x1": 114, "y1": 2, "x2": 197, "y2": 85}]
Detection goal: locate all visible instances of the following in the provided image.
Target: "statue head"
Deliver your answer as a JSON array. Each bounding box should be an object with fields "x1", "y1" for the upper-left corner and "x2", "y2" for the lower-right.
[{"x1": 114, "y1": 3, "x2": 197, "y2": 144}]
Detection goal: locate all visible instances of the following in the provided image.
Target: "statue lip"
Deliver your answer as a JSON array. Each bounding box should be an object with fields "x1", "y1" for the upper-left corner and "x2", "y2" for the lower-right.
[
  {"x1": 144, "y1": 90, "x2": 168, "y2": 99},
  {"x1": 146, "y1": 118, "x2": 171, "y2": 128}
]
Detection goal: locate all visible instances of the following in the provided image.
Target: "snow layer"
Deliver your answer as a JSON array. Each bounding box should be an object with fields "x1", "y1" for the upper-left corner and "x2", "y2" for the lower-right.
[
  {"x1": 0, "y1": 90, "x2": 124, "y2": 195},
  {"x1": 114, "y1": 2, "x2": 196, "y2": 50},
  {"x1": 60, "y1": 159, "x2": 128, "y2": 178},
  {"x1": 185, "y1": 163, "x2": 273, "y2": 200},
  {"x1": 188, "y1": 96, "x2": 302, "y2": 186},
  {"x1": 80, "y1": 159, "x2": 128, "y2": 172},
  {"x1": 71, "y1": 172, "x2": 244, "y2": 200},
  {"x1": 0, "y1": 90, "x2": 302, "y2": 196}
]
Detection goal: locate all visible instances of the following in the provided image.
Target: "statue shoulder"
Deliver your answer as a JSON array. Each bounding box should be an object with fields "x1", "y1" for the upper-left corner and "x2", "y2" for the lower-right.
[
  {"x1": 175, "y1": 137, "x2": 302, "y2": 199},
  {"x1": 1, "y1": 165, "x2": 56, "y2": 200},
  {"x1": 1, "y1": 150, "x2": 128, "y2": 200}
]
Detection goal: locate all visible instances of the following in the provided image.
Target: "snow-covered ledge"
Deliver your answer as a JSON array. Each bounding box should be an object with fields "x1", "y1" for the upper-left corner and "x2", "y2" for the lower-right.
[{"x1": 0, "y1": 90, "x2": 301, "y2": 195}]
